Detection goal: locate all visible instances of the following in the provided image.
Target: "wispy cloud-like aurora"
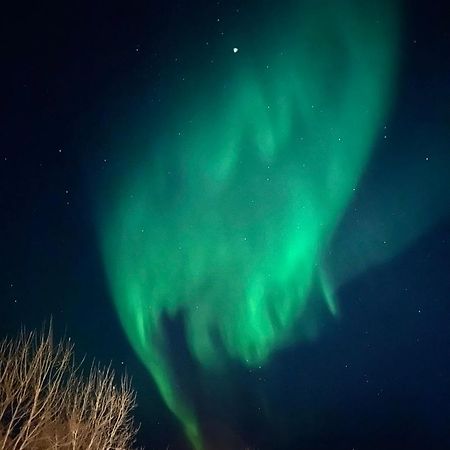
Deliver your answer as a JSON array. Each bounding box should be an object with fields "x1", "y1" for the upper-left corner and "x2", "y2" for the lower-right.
[{"x1": 97, "y1": 1, "x2": 402, "y2": 448}]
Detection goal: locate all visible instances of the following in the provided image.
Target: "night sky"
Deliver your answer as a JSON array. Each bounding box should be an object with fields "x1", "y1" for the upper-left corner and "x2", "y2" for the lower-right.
[{"x1": 1, "y1": 1, "x2": 450, "y2": 449}]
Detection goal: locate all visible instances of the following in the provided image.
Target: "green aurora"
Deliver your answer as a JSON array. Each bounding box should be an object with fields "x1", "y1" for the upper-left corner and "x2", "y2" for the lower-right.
[{"x1": 98, "y1": 1, "x2": 401, "y2": 448}]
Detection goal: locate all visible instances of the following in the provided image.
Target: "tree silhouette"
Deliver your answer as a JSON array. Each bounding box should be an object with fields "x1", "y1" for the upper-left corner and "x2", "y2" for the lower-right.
[{"x1": 0, "y1": 324, "x2": 140, "y2": 450}]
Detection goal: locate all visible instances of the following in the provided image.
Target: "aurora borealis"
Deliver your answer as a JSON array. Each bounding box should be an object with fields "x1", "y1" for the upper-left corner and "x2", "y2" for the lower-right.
[
  {"x1": 98, "y1": 1, "x2": 400, "y2": 448},
  {"x1": 3, "y1": 0, "x2": 450, "y2": 449}
]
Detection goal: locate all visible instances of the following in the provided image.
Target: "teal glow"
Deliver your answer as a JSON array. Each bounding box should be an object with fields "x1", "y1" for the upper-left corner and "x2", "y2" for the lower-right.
[{"x1": 98, "y1": 1, "x2": 400, "y2": 448}]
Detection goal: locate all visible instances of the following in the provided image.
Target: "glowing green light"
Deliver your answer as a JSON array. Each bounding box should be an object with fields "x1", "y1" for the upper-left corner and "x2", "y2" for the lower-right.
[{"x1": 98, "y1": 1, "x2": 399, "y2": 448}]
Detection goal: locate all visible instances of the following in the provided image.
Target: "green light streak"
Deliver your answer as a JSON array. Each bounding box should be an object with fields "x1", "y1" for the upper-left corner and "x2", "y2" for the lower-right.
[{"x1": 98, "y1": 1, "x2": 399, "y2": 448}]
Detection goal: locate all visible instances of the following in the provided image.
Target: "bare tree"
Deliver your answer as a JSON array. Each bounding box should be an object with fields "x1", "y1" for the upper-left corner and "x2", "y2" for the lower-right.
[{"x1": 0, "y1": 324, "x2": 140, "y2": 450}]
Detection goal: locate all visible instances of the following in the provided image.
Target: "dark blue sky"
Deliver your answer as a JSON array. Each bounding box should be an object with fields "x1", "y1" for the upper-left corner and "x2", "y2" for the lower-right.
[{"x1": 1, "y1": 1, "x2": 450, "y2": 449}]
